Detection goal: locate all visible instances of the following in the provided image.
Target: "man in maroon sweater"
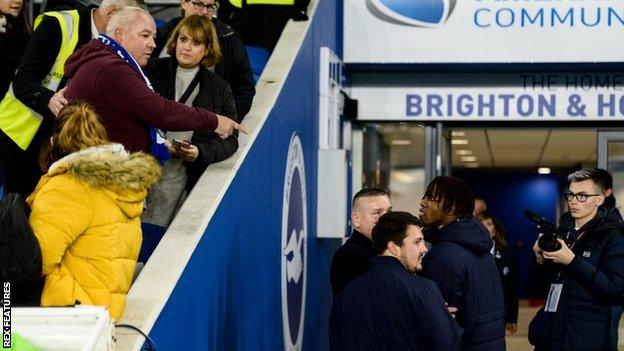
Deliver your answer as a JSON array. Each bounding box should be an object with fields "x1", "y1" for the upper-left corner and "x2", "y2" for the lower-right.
[{"x1": 63, "y1": 6, "x2": 245, "y2": 153}]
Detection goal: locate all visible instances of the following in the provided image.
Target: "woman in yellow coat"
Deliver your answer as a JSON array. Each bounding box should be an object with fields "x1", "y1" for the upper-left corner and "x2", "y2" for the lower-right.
[{"x1": 27, "y1": 101, "x2": 161, "y2": 321}]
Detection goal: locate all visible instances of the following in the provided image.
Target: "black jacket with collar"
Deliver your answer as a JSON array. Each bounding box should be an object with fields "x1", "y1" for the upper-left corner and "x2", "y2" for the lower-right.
[
  {"x1": 604, "y1": 196, "x2": 624, "y2": 231},
  {"x1": 330, "y1": 256, "x2": 463, "y2": 351},
  {"x1": 493, "y1": 245, "x2": 519, "y2": 324},
  {"x1": 144, "y1": 57, "x2": 238, "y2": 190},
  {"x1": 330, "y1": 229, "x2": 375, "y2": 295},
  {"x1": 154, "y1": 16, "x2": 255, "y2": 120},
  {"x1": 13, "y1": 6, "x2": 94, "y2": 119},
  {"x1": 529, "y1": 207, "x2": 624, "y2": 351}
]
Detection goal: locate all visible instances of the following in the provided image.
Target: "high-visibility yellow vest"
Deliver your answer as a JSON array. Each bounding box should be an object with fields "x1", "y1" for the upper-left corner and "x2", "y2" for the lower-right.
[
  {"x1": 228, "y1": 0, "x2": 294, "y2": 9},
  {"x1": 0, "y1": 10, "x2": 80, "y2": 150}
]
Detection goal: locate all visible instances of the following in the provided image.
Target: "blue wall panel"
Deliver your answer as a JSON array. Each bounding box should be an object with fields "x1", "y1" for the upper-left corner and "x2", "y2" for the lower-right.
[{"x1": 147, "y1": 1, "x2": 341, "y2": 349}]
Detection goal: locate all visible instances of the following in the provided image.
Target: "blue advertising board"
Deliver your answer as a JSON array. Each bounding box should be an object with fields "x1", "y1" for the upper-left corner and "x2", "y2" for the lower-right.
[{"x1": 144, "y1": 1, "x2": 342, "y2": 350}]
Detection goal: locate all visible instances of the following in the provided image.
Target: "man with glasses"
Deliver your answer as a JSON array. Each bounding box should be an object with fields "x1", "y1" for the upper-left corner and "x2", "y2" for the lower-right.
[
  {"x1": 153, "y1": 0, "x2": 255, "y2": 120},
  {"x1": 529, "y1": 168, "x2": 624, "y2": 351}
]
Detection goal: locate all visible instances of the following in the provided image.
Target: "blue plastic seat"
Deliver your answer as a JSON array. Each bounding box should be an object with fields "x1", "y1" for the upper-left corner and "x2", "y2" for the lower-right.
[{"x1": 245, "y1": 45, "x2": 270, "y2": 83}]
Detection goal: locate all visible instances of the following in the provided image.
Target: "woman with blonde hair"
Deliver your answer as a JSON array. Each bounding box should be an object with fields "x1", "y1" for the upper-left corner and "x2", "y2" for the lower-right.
[
  {"x1": 28, "y1": 101, "x2": 161, "y2": 321},
  {"x1": 142, "y1": 14, "x2": 238, "y2": 232}
]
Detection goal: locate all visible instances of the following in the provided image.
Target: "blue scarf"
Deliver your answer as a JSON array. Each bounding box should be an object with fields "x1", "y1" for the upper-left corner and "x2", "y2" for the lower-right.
[{"x1": 96, "y1": 34, "x2": 170, "y2": 163}]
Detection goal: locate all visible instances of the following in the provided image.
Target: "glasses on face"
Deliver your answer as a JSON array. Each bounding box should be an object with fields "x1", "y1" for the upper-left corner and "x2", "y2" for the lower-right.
[
  {"x1": 564, "y1": 191, "x2": 602, "y2": 203},
  {"x1": 188, "y1": 0, "x2": 218, "y2": 11}
]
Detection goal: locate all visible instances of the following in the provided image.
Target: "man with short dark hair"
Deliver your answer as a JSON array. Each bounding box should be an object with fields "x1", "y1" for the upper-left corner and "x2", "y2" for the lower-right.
[
  {"x1": 330, "y1": 187, "x2": 391, "y2": 295},
  {"x1": 529, "y1": 169, "x2": 624, "y2": 351},
  {"x1": 418, "y1": 176, "x2": 505, "y2": 351},
  {"x1": 329, "y1": 211, "x2": 462, "y2": 351}
]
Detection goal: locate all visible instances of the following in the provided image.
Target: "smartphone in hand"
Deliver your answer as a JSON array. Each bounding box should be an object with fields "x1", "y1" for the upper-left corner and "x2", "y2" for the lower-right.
[{"x1": 172, "y1": 139, "x2": 191, "y2": 149}]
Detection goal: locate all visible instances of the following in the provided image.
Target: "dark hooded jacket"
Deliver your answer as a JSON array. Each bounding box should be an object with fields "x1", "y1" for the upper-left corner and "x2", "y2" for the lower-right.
[
  {"x1": 421, "y1": 217, "x2": 506, "y2": 351},
  {"x1": 528, "y1": 207, "x2": 624, "y2": 351},
  {"x1": 330, "y1": 256, "x2": 463, "y2": 351}
]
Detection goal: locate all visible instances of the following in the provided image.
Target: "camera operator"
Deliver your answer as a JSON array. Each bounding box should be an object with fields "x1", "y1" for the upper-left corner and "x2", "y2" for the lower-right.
[{"x1": 529, "y1": 169, "x2": 624, "y2": 351}]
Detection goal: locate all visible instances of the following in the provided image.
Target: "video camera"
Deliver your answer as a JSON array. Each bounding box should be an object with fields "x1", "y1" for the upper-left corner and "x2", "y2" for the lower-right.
[{"x1": 524, "y1": 209, "x2": 572, "y2": 252}]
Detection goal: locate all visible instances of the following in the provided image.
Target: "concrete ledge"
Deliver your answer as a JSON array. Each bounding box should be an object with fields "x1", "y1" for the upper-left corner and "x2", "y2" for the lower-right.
[{"x1": 115, "y1": 1, "x2": 319, "y2": 349}]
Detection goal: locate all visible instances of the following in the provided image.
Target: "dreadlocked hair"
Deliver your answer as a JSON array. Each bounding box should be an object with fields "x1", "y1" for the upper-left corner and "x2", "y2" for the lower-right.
[{"x1": 424, "y1": 176, "x2": 475, "y2": 218}]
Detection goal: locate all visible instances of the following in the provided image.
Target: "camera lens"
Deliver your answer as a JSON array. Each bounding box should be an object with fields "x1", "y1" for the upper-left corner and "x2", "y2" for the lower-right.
[{"x1": 538, "y1": 234, "x2": 562, "y2": 252}]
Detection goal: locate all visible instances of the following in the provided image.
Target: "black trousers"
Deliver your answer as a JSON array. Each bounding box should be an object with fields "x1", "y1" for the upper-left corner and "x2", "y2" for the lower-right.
[
  {"x1": 0, "y1": 124, "x2": 48, "y2": 197},
  {"x1": 220, "y1": 5, "x2": 292, "y2": 52}
]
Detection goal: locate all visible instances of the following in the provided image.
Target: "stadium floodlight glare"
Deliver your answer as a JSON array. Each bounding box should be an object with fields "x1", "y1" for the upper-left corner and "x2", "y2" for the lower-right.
[
  {"x1": 391, "y1": 139, "x2": 412, "y2": 146},
  {"x1": 538, "y1": 167, "x2": 551, "y2": 174}
]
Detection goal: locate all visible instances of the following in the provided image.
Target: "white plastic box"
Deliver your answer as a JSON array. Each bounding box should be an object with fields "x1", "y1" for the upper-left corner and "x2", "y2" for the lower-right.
[{"x1": 9, "y1": 306, "x2": 113, "y2": 351}]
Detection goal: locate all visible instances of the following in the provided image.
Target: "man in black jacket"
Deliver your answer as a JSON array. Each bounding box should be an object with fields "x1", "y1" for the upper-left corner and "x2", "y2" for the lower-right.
[
  {"x1": 418, "y1": 176, "x2": 505, "y2": 351},
  {"x1": 0, "y1": 0, "x2": 137, "y2": 195},
  {"x1": 153, "y1": 0, "x2": 255, "y2": 120},
  {"x1": 329, "y1": 187, "x2": 391, "y2": 295},
  {"x1": 595, "y1": 168, "x2": 624, "y2": 351},
  {"x1": 330, "y1": 211, "x2": 462, "y2": 351},
  {"x1": 595, "y1": 168, "x2": 624, "y2": 230},
  {"x1": 529, "y1": 169, "x2": 624, "y2": 351}
]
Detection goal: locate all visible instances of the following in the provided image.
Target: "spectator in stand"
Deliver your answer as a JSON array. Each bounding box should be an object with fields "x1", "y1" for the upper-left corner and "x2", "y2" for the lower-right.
[
  {"x1": 330, "y1": 187, "x2": 392, "y2": 295},
  {"x1": 0, "y1": 0, "x2": 30, "y2": 98},
  {"x1": 218, "y1": 0, "x2": 310, "y2": 52},
  {"x1": 0, "y1": 0, "x2": 136, "y2": 195},
  {"x1": 63, "y1": 7, "x2": 245, "y2": 160},
  {"x1": 479, "y1": 211, "x2": 519, "y2": 334},
  {"x1": 28, "y1": 101, "x2": 161, "y2": 321},
  {"x1": 0, "y1": 0, "x2": 138, "y2": 196},
  {"x1": 142, "y1": 15, "x2": 238, "y2": 228},
  {"x1": 154, "y1": 0, "x2": 255, "y2": 120}
]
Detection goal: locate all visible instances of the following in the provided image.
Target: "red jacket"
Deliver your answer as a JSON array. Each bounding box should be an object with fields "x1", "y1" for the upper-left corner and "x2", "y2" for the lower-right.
[{"x1": 64, "y1": 39, "x2": 217, "y2": 152}]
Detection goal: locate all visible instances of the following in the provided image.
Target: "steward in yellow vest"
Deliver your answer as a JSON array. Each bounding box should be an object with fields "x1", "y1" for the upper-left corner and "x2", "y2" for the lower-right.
[{"x1": 0, "y1": 0, "x2": 134, "y2": 196}]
